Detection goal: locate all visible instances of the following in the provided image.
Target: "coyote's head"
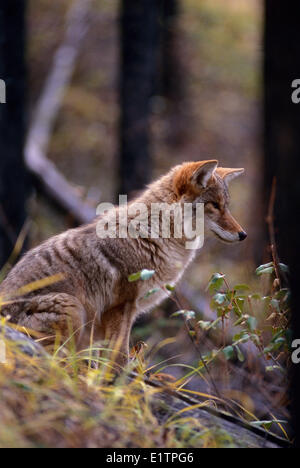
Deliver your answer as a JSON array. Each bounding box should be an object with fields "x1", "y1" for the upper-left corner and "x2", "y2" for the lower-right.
[{"x1": 173, "y1": 160, "x2": 247, "y2": 243}]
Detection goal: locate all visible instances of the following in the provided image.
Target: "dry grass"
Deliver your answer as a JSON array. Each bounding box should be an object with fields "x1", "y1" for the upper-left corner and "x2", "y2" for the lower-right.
[{"x1": 0, "y1": 328, "x2": 242, "y2": 449}]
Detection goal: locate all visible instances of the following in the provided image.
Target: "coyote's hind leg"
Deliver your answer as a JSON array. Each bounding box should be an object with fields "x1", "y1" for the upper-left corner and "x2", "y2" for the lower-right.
[{"x1": 14, "y1": 293, "x2": 87, "y2": 348}]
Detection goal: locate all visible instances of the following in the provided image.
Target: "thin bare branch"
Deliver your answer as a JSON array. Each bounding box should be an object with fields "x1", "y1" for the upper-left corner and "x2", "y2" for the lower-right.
[
  {"x1": 266, "y1": 177, "x2": 288, "y2": 286},
  {"x1": 25, "y1": 0, "x2": 96, "y2": 224}
]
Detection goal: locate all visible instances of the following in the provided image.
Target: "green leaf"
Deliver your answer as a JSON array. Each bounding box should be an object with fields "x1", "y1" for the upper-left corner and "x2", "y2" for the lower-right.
[
  {"x1": 271, "y1": 329, "x2": 285, "y2": 343},
  {"x1": 171, "y1": 309, "x2": 195, "y2": 320},
  {"x1": 210, "y1": 317, "x2": 223, "y2": 329},
  {"x1": 223, "y1": 345, "x2": 234, "y2": 360},
  {"x1": 213, "y1": 293, "x2": 227, "y2": 305},
  {"x1": 235, "y1": 345, "x2": 245, "y2": 362},
  {"x1": 207, "y1": 273, "x2": 225, "y2": 293},
  {"x1": 233, "y1": 316, "x2": 247, "y2": 327},
  {"x1": 198, "y1": 320, "x2": 212, "y2": 330},
  {"x1": 264, "y1": 336, "x2": 286, "y2": 354},
  {"x1": 274, "y1": 288, "x2": 290, "y2": 300},
  {"x1": 185, "y1": 310, "x2": 196, "y2": 320},
  {"x1": 279, "y1": 263, "x2": 289, "y2": 274},
  {"x1": 251, "y1": 421, "x2": 273, "y2": 430},
  {"x1": 270, "y1": 298, "x2": 280, "y2": 312},
  {"x1": 256, "y1": 266, "x2": 274, "y2": 276},
  {"x1": 274, "y1": 337, "x2": 286, "y2": 345},
  {"x1": 128, "y1": 269, "x2": 155, "y2": 282},
  {"x1": 233, "y1": 331, "x2": 250, "y2": 345},
  {"x1": 232, "y1": 297, "x2": 244, "y2": 318},
  {"x1": 233, "y1": 305, "x2": 243, "y2": 318},
  {"x1": 284, "y1": 290, "x2": 291, "y2": 306},
  {"x1": 144, "y1": 288, "x2": 160, "y2": 298},
  {"x1": 233, "y1": 284, "x2": 250, "y2": 291},
  {"x1": 128, "y1": 271, "x2": 142, "y2": 282},
  {"x1": 250, "y1": 334, "x2": 261, "y2": 347},
  {"x1": 236, "y1": 297, "x2": 245, "y2": 308},
  {"x1": 251, "y1": 420, "x2": 287, "y2": 431},
  {"x1": 198, "y1": 317, "x2": 222, "y2": 331},
  {"x1": 165, "y1": 284, "x2": 175, "y2": 291},
  {"x1": 265, "y1": 365, "x2": 282, "y2": 372},
  {"x1": 250, "y1": 293, "x2": 262, "y2": 300},
  {"x1": 140, "y1": 269, "x2": 155, "y2": 280},
  {"x1": 255, "y1": 262, "x2": 273, "y2": 274},
  {"x1": 247, "y1": 316, "x2": 257, "y2": 331}
]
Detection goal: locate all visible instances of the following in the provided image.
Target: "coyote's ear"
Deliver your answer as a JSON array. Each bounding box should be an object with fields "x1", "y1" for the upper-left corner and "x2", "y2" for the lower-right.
[
  {"x1": 173, "y1": 160, "x2": 218, "y2": 197},
  {"x1": 217, "y1": 168, "x2": 244, "y2": 183},
  {"x1": 191, "y1": 160, "x2": 218, "y2": 188}
]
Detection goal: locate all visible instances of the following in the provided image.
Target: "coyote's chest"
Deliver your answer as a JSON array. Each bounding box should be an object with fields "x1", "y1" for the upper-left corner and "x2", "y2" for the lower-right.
[{"x1": 135, "y1": 246, "x2": 196, "y2": 313}]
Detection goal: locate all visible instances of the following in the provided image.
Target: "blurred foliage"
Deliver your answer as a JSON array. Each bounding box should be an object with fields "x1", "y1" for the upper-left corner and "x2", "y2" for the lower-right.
[
  {"x1": 206, "y1": 264, "x2": 291, "y2": 368},
  {"x1": 184, "y1": 0, "x2": 261, "y2": 97}
]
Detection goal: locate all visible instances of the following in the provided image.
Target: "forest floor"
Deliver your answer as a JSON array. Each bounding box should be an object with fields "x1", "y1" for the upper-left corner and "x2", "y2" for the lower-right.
[{"x1": 0, "y1": 323, "x2": 287, "y2": 448}]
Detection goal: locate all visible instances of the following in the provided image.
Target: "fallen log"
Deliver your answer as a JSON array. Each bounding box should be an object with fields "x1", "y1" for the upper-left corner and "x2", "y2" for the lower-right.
[
  {"x1": 0, "y1": 323, "x2": 46, "y2": 358},
  {"x1": 141, "y1": 372, "x2": 290, "y2": 448}
]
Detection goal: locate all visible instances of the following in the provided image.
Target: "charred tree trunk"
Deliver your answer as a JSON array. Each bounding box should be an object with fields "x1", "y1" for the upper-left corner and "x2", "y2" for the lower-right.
[
  {"x1": 264, "y1": 0, "x2": 300, "y2": 447},
  {"x1": 119, "y1": 0, "x2": 160, "y2": 197},
  {"x1": 161, "y1": 0, "x2": 183, "y2": 105},
  {"x1": 160, "y1": 0, "x2": 186, "y2": 146},
  {"x1": 0, "y1": 0, "x2": 30, "y2": 268}
]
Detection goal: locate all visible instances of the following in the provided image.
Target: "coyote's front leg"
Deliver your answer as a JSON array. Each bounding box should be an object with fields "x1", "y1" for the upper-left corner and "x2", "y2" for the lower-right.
[{"x1": 100, "y1": 303, "x2": 136, "y2": 371}]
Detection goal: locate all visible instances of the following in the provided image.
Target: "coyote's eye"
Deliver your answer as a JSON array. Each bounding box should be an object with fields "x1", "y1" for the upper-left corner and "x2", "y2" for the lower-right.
[{"x1": 212, "y1": 202, "x2": 220, "y2": 210}]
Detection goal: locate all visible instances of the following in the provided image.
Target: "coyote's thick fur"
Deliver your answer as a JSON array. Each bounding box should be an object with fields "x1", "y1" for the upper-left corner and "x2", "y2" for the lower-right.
[{"x1": 0, "y1": 160, "x2": 247, "y2": 368}]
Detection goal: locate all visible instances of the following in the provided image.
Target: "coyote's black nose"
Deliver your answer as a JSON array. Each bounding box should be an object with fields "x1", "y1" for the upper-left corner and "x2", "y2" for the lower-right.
[{"x1": 239, "y1": 231, "x2": 247, "y2": 241}]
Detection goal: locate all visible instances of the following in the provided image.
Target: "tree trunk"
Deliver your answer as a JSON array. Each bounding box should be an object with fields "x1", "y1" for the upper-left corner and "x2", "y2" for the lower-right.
[
  {"x1": 0, "y1": 0, "x2": 30, "y2": 268},
  {"x1": 160, "y1": 0, "x2": 186, "y2": 147},
  {"x1": 119, "y1": 0, "x2": 160, "y2": 198},
  {"x1": 264, "y1": 0, "x2": 300, "y2": 447},
  {"x1": 161, "y1": 0, "x2": 183, "y2": 104}
]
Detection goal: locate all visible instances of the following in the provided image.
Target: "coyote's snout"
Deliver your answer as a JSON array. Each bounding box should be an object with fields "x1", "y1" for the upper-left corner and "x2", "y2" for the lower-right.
[{"x1": 0, "y1": 160, "x2": 246, "y2": 370}]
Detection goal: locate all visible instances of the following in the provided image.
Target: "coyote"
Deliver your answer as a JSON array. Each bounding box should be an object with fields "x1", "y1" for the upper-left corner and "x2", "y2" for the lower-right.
[{"x1": 0, "y1": 160, "x2": 246, "y2": 368}]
